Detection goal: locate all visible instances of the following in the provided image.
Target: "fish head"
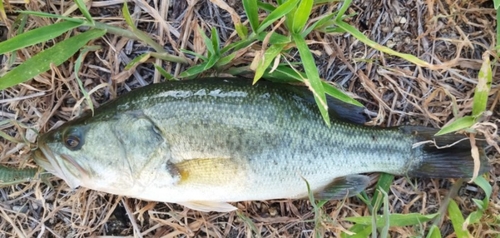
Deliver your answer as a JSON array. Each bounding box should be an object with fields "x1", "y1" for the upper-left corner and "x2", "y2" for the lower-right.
[
  {"x1": 33, "y1": 110, "x2": 174, "y2": 192},
  {"x1": 33, "y1": 113, "x2": 137, "y2": 191}
]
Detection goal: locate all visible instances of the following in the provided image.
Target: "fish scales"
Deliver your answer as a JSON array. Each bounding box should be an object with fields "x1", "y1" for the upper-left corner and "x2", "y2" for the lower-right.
[{"x1": 33, "y1": 78, "x2": 490, "y2": 212}]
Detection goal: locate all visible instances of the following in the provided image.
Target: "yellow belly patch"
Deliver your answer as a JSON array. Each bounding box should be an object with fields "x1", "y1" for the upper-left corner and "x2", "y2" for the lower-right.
[{"x1": 175, "y1": 158, "x2": 244, "y2": 185}]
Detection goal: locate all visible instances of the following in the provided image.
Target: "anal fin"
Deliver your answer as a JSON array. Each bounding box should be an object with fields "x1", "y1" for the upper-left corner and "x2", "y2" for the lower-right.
[
  {"x1": 178, "y1": 201, "x2": 238, "y2": 212},
  {"x1": 315, "y1": 175, "x2": 370, "y2": 200}
]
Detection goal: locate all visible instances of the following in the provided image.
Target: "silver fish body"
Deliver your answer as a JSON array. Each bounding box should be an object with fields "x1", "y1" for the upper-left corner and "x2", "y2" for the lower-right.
[{"x1": 33, "y1": 78, "x2": 488, "y2": 212}]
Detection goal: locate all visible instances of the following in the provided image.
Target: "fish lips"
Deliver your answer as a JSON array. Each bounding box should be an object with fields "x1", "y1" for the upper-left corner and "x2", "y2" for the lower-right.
[{"x1": 33, "y1": 145, "x2": 87, "y2": 189}]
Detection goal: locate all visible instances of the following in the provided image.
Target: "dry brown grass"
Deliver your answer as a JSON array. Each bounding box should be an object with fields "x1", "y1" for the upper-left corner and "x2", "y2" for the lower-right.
[{"x1": 0, "y1": 0, "x2": 499, "y2": 237}]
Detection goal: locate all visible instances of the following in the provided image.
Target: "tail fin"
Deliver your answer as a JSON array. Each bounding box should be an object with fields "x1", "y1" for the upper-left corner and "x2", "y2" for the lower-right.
[{"x1": 401, "y1": 126, "x2": 491, "y2": 179}]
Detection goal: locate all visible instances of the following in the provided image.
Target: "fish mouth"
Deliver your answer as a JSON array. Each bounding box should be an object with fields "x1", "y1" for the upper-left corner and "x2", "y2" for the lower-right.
[{"x1": 33, "y1": 144, "x2": 87, "y2": 189}]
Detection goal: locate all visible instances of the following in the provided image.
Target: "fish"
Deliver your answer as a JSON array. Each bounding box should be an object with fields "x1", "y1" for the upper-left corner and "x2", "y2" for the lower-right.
[{"x1": 33, "y1": 78, "x2": 490, "y2": 212}]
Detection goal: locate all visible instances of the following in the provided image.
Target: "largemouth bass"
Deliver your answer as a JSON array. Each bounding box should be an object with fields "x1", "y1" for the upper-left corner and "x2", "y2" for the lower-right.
[{"x1": 33, "y1": 78, "x2": 490, "y2": 212}]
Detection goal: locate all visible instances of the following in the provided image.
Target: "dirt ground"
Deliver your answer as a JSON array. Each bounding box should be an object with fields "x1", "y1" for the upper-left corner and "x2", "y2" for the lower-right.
[{"x1": 0, "y1": 0, "x2": 499, "y2": 237}]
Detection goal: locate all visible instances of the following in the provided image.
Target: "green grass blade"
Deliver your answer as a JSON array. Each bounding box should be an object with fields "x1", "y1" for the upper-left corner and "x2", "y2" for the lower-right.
[
  {"x1": 343, "y1": 224, "x2": 372, "y2": 238},
  {"x1": 0, "y1": 29, "x2": 106, "y2": 90},
  {"x1": 200, "y1": 28, "x2": 215, "y2": 55},
  {"x1": 257, "y1": 0, "x2": 300, "y2": 33},
  {"x1": 0, "y1": 21, "x2": 83, "y2": 55},
  {"x1": 203, "y1": 55, "x2": 219, "y2": 70},
  {"x1": 426, "y1": 225, "x2": 442, "y2": 238},
  {"x1": 253, "y1": 44, "x2": 286, "y2": 83},
  {"x1": 335, "y1": 0, "x2": 352, "y2": 22},
  {"x1": 448, "y1": 200, "x2": 471, "y2": 238},
  {"x1": 335, "y1": 20, "x2": 431, "y2": 68},
  {"x1": 292, "y1": 0, "x2": 313, "y2": 33},
  {"x1": 235, "y1": 23, "x2": 248, "y2": 39},
  {"x1": 263, "y1": 65, "x2": 363, "y2": 107},
  {"x1": 122, "y1": 2, "x2": 137, "y2": 30},
  {"x1": 243, "y1": 0, "x2": 259, "y2": 33},
  {"x1": 74, "y1": 45, "x2": 101, "y2": 115},
  {"x1": 435, "y1": 116, "x2": 475, "y2": 136},
  {"x1": 344, "y1": 213, "x2": 438, "y2": 228},
  {"x1": 473, "y1": 176, "x2": 492, "y2": 208},
  {"x1": 257, "y1": 32, "x2": 291, "y2": 44},
  {"x1": 180, "y1": 49, "x2": 208, "y2": 61},
  {"x1": 371, "y1": 174, "x2": 394, "y2": 212},
  {"x1": 380, "y1": 189, "x2": 390, "y2": 238},
  {"x1": 125, "y1": 53, "x2": 151, "y2": 70},
  {"x1": 472, "y1": 52, "x2": 492, "y2": 117},
  {"x1": 220, "y1": 36, "x2": 256, "y2": 54},
  {"x1": 154, "y1": 64, "x2": 176, "y2": 80},
  {"x1": 210, "y1": 28, "x2": 221, "y2": 56},
  {"x1": 216, "y1": 52, "x2": 237, "y2": 67},
  {"x1": 292, "y1": 33, "x2": 330, "y2": 126},
  {"x1": 178, "y1": 62, "x2": 208, "y2": 78},
  {"x1": 17, "y1": 11, "x2": 85, "y2": 23},
  {"x1": 302, "y1": 13, "x2": 335, "y2": 37},
  {"x1": 0, "y1": 0, "x2": 5, "y2": 20},
  {"x1": 74, "y1": 0, "x2": 94, "y2": 24},
  {"x1": 258, "y1": 2, "x2": 276, "y2": 12}
]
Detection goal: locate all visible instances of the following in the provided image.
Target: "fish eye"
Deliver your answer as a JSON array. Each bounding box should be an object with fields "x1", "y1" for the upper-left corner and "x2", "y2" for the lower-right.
[{"x1": 63, "y1": 129, "x2": 84, "y2": 150}]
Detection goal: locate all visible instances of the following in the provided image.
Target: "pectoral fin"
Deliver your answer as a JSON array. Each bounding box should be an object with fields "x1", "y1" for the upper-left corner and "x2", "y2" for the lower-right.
[
  {"x1": 315, "y1": 175, "x2": 370, "y2": 200},
  {"x1": 178, "y1": 201, "x2": 238, "y2": 212}
]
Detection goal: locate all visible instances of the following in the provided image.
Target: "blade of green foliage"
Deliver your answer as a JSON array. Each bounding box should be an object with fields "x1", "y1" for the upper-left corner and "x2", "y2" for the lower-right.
[
  {"x1": 253, "y1": 44, "x2": 286, "y2": 83},
  {"x1": 426, "y1": 225, "x2": 442, "y2": 238},
  {"x1": 371, "y1": 174, "x2": 394, "y2": 212},
  {"x1": 154, "y1": 64, "x2": 176, "y2": 81},
  {"x1": 180, "y1": 49, "x2": 208, "y2": 61},
  {"x1": 335, "y1": 20, "x2": 431, "y2": 68},
  {"x1": 211, "y1": 28, "x2": 220, "y2": 55},
  {"x1": 18, "y1": 11, "x2": 86, "y2": 23},
  {"x1": 216, "y1": 52, "x2": 237, "y2": 67},
  {"x1": 302, "y1": 13, "x2": 335, "y2": 37},
  {"x1": 435, "y1": 116, "x2": 475, "y2": 136},
  {"x1": 465, "y1": 210, "x2": 484, "y2": 225},
  {"x1": 293, "y1": 33, "x2": 330, "y2": 126},
  {"x1": 335, "y1": 0, "x2": 351, "y2": 21},
  {"x1": 263, "y1": 65, "x2": 363, "y2": 107},
  {"x1": 75, "y1": 46, "x2": 101, "y2": 115},
  {"x1": 179, "y1": 62, "x2": 209, "y2": 78},
  {"x1": 343, "y1": 224, "x2": 372, "y2": 238},
  {"x1": 497, "y1": 7, "x2": 500, "y2": 54},
  {"x1": 495, "y1": 0, "x2": 500, "y2": 9},
  {"x1": 292, "y1": 0, "x2": 313, "y2": 33},
  {"x1": 344, "y1": 213, "x2": 438, "y2": 228},
  {"x1": 472, "y1": 53, "x2": 492, "y2": 117},
  {"x1": 380, "y1": 189, "x2": 390, "y2": 238},
  {"x1": 75, "y1": 0, "x2": 94, "y2": 24},
  {"x1": 122, "y1": 2, "x2": 137, "y2": 30},
  {"x1": 125, "y1": 53, "x2": 151, "y2": 70},
  {"x1": 257, "y1": 32, "x2": 291, "y2": 44},
  {"x1": 220, "y1": 37, "x2": 255, "y2": 54},
  {"x1": 204, "y1": 55, "x2": 219, "y2": 70},
  {"x1": 258, "y1": 2, "x2": 276, "y2": 12},
  {"x1": 235, "y1": 23, "x2": 248, "y2": 39},
  {"x1": 0, "y1": 21, "x2": 82, "y2": 55},
  {"x1": 0, "y1": 29, "x2": 106, "y2": 90},
  {"x1": 200, "y1": 28, "x2": 215, "y2": 55},
  {"x1": 0, "y1": 0, "x2": 5, "y2": 20},
  {"x1": 474, "y1": 176, "x2": 492, "y2": 205},
  {"x1": 257, "y1": 0, "x2": 300, "y2": 33},
  {"x1": 448, "y1": 200, "x2": 471, "y2": 238},
  {"x1": 243, "y1": 0, "x2": 259, "y2": 32}
]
